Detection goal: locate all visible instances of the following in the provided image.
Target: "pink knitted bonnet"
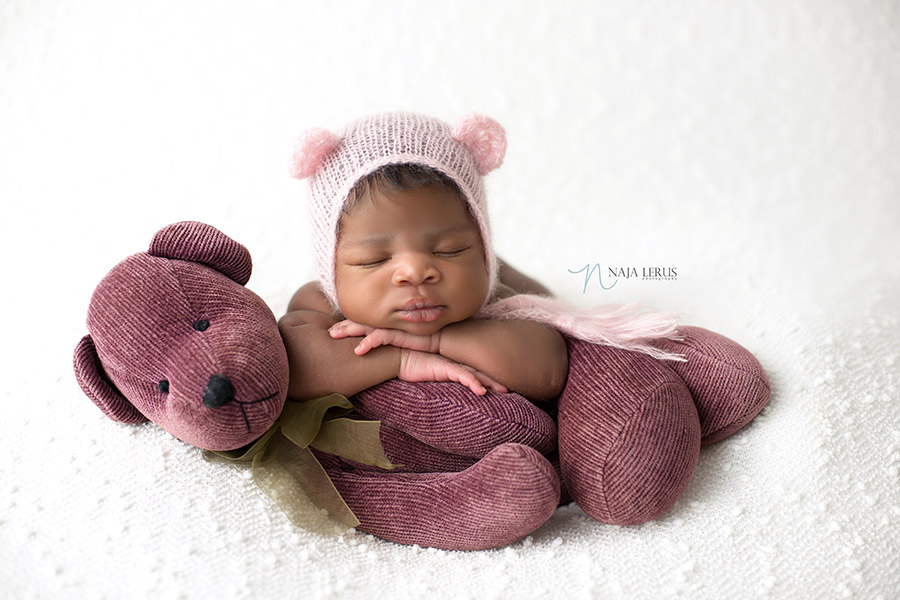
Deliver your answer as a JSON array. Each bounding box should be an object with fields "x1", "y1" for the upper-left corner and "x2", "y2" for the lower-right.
[{"x1": 289, "y1": 112, "x2": 507, "y2": 312}]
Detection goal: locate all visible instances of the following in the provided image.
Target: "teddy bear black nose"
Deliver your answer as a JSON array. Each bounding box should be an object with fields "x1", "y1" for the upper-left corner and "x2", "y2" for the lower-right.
[{"x1": 202, "y1": 374, "x2": 235, "y2": 409}]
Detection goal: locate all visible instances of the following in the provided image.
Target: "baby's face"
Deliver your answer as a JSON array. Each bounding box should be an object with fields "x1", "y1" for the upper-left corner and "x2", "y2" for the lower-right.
[{"x1": 334, "y1": 183, "x2": 490, "y2": 336}]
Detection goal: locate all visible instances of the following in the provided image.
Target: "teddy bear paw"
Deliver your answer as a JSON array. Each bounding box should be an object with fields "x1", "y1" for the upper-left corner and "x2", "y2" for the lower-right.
[
  {"x1": 653, "y1": 326, "x2": 771, "y2": 445},
  {"x1": 558, "y1": 339, "x2": 701, "y2": 525}
]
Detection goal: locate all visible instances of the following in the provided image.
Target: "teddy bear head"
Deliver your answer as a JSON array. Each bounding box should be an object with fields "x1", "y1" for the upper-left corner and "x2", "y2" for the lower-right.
[{"x1": 73, "y1": 221, "x2": 288, "y2": 451}]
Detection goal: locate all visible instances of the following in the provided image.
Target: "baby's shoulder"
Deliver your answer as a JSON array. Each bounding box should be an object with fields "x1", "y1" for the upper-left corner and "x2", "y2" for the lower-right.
[
  {"x1": 490, "y1": 283, "x2": 519, "y2": 302},
  {"x1": 287, "y1": 281, "x2": 336, "y2": 315}
]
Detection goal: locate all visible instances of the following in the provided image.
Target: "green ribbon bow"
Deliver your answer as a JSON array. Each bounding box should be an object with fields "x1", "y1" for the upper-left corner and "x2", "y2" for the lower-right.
[{"x1": 203, "y1": 394, "x2": 398, "y2": 534}]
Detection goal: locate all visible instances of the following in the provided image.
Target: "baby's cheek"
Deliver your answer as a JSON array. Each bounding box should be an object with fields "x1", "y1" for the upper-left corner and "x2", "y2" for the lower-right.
[
  {"x1": 336, "y1": 291, "x2": 384, "y2": 330},
  {"x1": 466, "y1": 270, "x2": 492, "y2": 311}
]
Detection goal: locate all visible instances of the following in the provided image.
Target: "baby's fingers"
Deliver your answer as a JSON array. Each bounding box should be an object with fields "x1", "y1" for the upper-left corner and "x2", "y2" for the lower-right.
[
  {"x1": 474, "y1": 371, "x2": 509, "y2": 394},
  {"x1": 453, "y1": 369, "x2": 488, "y2": 396},
  {"x1": 329, "y1": 319, "x2": 373, "y2": 339},
  {"x1": 463, "y1": 367, "x2": 508, "y2": 394},
  {"x1": 453, "y1": 365, "x2": 508, "y2": 396},
  {"x1": 353, "y1": 330, "x2": 392, "y2": 355}
]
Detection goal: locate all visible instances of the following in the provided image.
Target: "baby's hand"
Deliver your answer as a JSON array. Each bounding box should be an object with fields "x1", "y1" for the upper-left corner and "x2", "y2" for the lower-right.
[
  {"x1": 330, "y1": 320, "x2": 441, "y2": 356},
  {"x1": 398, "y1": 349, "x2": 508, "y2": 396},
  {"x1": 328, "y1": 319, "x2": 376, "y2": 338}
]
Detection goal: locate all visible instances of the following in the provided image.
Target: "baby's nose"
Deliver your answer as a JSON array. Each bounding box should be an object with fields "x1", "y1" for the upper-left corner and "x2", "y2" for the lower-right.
[{"x1": 392, "y1": 254, "x2": 440, "y2": 286}]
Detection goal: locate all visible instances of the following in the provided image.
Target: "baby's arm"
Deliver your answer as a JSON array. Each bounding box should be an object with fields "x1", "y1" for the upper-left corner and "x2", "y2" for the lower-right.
[
  {"x1": 439, "y1": 319, "x2": 568, "y2": 401},
  {"x1": 443, "y1": 260, "x2": 566, "y2": 399},
  {"x1": 279, "y1": 283, "x2": 506, "y2": 400},
  {"x1": 279, "y1": 283, "x2": 399, "y2": 399},
  {"x1": 339, "y1": 317, "x2": 568, "y2": 401}
]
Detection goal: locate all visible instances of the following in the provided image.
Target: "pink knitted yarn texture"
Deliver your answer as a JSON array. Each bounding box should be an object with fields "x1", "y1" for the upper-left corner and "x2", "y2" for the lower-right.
[{"x1": 292, "y1": 112, "x2": 504, "y2": 312}]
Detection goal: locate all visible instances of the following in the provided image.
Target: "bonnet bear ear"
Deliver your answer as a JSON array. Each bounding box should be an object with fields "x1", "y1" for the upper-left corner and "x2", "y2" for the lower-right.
[
  {"x1": 73, "y1": 335, "x2": 148, "y2": 424},
  {"x1": 289, "y1": 128, "x2": 341, "y2": 179},
  {"x1": 452, "y1": 113, "x2": 507, "y2": 175},
  {"x1": 148, "y1": 221, "x2": 252, "y2": 286}
]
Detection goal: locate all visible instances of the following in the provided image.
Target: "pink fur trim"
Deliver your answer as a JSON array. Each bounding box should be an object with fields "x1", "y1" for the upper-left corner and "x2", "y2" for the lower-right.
[
  {"x1": 289, "y1": 128, "x2": 341, "y2": 179},
  {"x1": 452, "y1": 114, "x2": 507, "y2": 175},
  {"x1": 476, "y1": 295, "x2": 685, "y2": 361}
]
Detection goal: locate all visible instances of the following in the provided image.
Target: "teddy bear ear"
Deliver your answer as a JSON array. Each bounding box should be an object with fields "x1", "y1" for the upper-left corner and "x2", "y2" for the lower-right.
[
  {"x1": 74, "y1": 335, "x2": 148, "y2": 424},
  {"x1": 452, "y1": 113, "x2": 507, "y2": 176},
  {"x1": 148, "y1": 221, "x2": 252, "y2": 286},
  {"x1": 288, "y1": 128, "x2": 341, "y2": 179}
]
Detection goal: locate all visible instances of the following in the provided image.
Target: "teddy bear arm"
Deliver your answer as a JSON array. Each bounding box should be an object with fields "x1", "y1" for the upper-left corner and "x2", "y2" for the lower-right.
[{"x1": 351, "y1": 380, "x2": 557, "y2": 457}]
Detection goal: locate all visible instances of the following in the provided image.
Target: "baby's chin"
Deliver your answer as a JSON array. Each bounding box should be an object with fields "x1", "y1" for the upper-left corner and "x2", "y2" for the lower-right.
[
  {"x1": 390, "y1": 320, "x2": 446, "y2": 337},
  {"x1": 389, "y1": 311, "x2": 477, "y2": 337}
]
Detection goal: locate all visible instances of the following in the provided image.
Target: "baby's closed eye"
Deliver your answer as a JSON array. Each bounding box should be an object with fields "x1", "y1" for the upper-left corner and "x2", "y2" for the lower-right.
[
  {"x1": 350, "y1": 257, "x2": 390, "y2": 268},
  {"x1": 433, "y1": 245, "x2": 472, "y2": 258}
]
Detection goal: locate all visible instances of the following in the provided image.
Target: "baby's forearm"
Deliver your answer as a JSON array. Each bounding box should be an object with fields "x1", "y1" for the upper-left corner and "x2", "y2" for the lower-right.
[
  {"x1": 439, "y1": 319, "x2": 568, "y2": 400},
  {"x1": 279, "y1": 311, "x2": 400, "y2": 400}
]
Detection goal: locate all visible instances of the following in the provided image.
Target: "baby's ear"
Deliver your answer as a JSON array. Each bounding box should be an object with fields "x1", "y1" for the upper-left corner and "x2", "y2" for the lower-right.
[
  {"x1": 289, "y1": 128, "x2": 341, "y2": 179},
  {"x1": 452, "y1": 114, "x2": 507, "y2": 175},
  {"x1": 148, "y1": 221, "x2": 252, "y2": 285},
  {"x1": 73, "y1": 335, "x2": 147, "y2": 424}
]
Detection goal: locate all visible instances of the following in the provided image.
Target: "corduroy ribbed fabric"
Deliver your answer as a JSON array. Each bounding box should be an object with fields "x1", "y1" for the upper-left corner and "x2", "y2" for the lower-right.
[
  {"x1": 361, "y1": 422, "x2": 480, "y2": 474},
  {"x1": 558, "y1": 337, "x2": 701, "y2": 525},
  {"x1": 318, "y1": 443, "x2": 560, "y2": 551},
  {"x1": 73, "y1": 335, "x2": 147, "y2": 424},
  {"x1": 350, "y1": 379, "x2": 557, "y2": 458},
  {"x1": 148, "y1": 220, "x2": 253, "y2": 285},
  {"x1": 651, "y1": 326, "x2": 771, "y2": 445}
]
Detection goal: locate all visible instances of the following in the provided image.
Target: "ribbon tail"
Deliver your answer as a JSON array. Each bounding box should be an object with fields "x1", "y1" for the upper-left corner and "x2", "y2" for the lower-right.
[
  {"x1": 307, "y1": 418, "x2": 400, "y2": 470},
  {"x1": 251, "y1": 433, "x2": 360, "y2": 533}
]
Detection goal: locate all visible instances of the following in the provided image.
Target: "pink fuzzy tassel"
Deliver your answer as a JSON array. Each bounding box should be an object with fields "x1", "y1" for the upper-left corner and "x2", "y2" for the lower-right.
[
  {"x1": 289, "y1": 128, "x2": 341, "y2": 179},
  {"x1": 452, "y1": 114, "x2": 507, "y2": 175},
  {"x1": 476, "y1": 295, "x2": 685, "y2": 361}
]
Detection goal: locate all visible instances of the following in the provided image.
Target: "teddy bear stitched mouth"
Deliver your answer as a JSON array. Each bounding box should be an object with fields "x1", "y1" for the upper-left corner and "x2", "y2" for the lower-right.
[{"x1": 233, "y1": 392, "x2": 280, "y2": 434}]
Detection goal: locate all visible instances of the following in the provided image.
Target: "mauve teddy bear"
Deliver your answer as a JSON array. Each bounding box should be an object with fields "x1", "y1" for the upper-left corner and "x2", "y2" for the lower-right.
[{"x1": 73, "y1": 221, "x2": 770, "y2": 550}]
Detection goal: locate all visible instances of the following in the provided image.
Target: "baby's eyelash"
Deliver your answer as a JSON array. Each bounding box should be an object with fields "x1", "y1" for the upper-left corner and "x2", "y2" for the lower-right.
[
  {"x1": 434, "y1": 246, "x2": 471, "y2": 257},
  {"x1": 353, "y1": 258, "x2": 389, "y2": 268}
]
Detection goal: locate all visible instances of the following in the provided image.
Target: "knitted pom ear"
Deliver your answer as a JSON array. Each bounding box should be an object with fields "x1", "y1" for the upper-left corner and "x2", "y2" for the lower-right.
[
  {"x1": 451, "y1": 114, "x2": 507, "y2": 175},
  {"x1": 149, "y1": 221, "x2": 252, "y2": 286},
  {"x1": 289, "y1": 128, "x2": 341, "y2": 179}
]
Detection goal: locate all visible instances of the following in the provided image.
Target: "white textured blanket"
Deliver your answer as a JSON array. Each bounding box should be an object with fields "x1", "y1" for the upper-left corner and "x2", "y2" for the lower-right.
[{"x1": 2, "y1": 1, "x2": 898, "y2": 598}]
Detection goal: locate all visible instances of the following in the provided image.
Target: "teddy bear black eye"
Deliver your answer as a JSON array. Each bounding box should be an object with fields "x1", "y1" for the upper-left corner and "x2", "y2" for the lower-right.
[
  {"x1": 158, "y1": 380, "x2": 170, "y2": 393},
  {"x1": 193, "y1": 319, "x2": 210, "y2": 331}
]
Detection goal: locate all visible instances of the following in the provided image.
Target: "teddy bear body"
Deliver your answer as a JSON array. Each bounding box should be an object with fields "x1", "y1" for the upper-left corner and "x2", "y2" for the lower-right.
[
  {"x1": 75, "y1": 222, "x2": 564, "y2": 550},
  {"x1": 75, "y1": 221, "x2": 770, "y2": 550}
]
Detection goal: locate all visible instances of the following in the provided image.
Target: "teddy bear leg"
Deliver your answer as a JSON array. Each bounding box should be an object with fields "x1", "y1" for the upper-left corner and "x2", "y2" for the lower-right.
[
  {"x1": 350, "y1": 380, "x2": 557, "y2": 458},
  {"x1": 321, "y1": 443, "x2": 561, "y2": 551},
  {"x1": 652, "y1": 326, "x2": 771, "y2": 445},
  {"x1": 343, "y1": 420, "x2": 571, "y2": 502},
  {"x1": 559, "y1": 338, "x2": 701, "y2": 526},
  {"x1": 545, "y1": 450, "x2": 572, "y2": 505},
  {"x1": 339, "y1": 419, "x2": 479, "y2": 474}
]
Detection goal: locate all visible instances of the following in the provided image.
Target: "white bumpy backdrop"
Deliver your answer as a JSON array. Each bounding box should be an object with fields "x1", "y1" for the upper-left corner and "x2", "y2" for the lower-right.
[{"x1": 1, "y1": 1, "x2": 898, "y2": 598}]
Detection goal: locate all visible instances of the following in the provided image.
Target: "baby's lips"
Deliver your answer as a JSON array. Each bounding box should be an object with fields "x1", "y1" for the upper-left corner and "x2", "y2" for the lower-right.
[{"x1": 400, "y1": 297, "x2": 440, "y2": 311}]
